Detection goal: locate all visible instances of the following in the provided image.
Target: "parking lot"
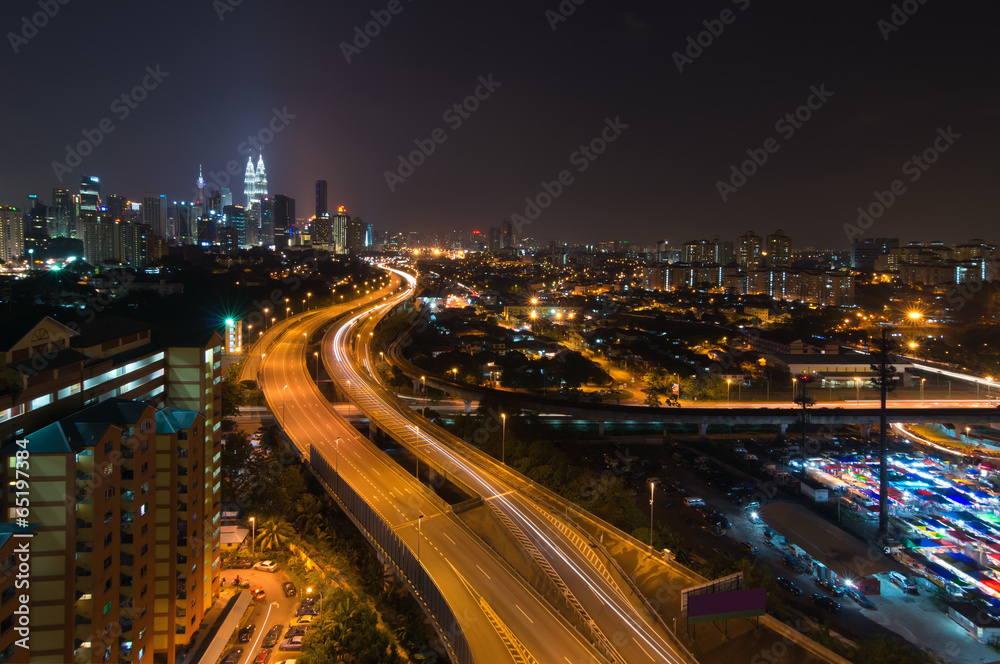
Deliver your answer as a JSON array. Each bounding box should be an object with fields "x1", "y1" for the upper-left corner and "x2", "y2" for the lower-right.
[
  {"x1": 217, "y1": 560, "x2": 320, "y2": 664},
  {"x1": 580, "y1": 433, "x2": 1000, "y2": 661}
]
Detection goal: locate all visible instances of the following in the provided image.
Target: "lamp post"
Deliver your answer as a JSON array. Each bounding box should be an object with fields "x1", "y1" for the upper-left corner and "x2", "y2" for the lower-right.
[
  {"x1": 263, "y1": 308, "x2": 269, "y2": 329},
  {"x1": 307, "y1": 292, "x2": 312, "y2": 310},
  {"x1": 306, "y1": 587, "x2": 324, "y2": 614},
  {"x1": 966, "y1": 426, "x2": 972, "y2": 441},
  {"x1": 249, "y1": 516, "x2": 255, "y2": 554},
  {"x1": 314, "y1": 351, "x2": 319, "y2": 382},
  {"x1": 417, "y1": 514, "x2": 424, "y2": 562},
  {"x1": 501, "y1": 413, "x2": 507, "y2": 464},
  {"x1": 285, "y1": 306, "x2": 290, "y2": 319},
  {"x1": 282, "y1": 385, "x2": 288, "y2": 425},
  {"x1": 727, "y1": 379, "x2": 732, "y2": 407},
  {"x1": 451, "y1": 368, "x2": 458, "y2": 382},
  {"x1": 336, "y1": 436, "x2": 341, "y2": 474},
  {"x1": 649, "y1": 480, "x2": 657, "y2": 550},
  {"x1": 920, "y1": 378, "x2": 926, "y2": 406},
  {"x1": 855, "y1": 377, "x2": 861, "y2": 405},
  {"x1": 791, "y1": 376, "x2": 797, "y2": 403}
]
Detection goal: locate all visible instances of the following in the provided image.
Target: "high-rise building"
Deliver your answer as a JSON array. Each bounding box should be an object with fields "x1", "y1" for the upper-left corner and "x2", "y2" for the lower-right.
[
  {"x1": 315, "y1": 180, "x2": 328, "y2": 218},
  {"x1": 105, "y1": 194, "x2": 129, "y2": 222},
  {"x1": 52, "y1": 188, "x2": 74, "y2": 237},
  {"x1": 502, "y1": 220, "x2": 516, "y2": 248},
  {"x1": 0, "y1": 316, "x2": 223, "y2": 664},
  {"x1": 0, "y1": 206, "x2": 23, "y2": 262},
  {"x1": 79, "y1": 218, "x2": 122, "y2": 265},
  {"x1": 851, "y1": 237, "x2": 899, "y2": 270},
  {"x1": 25, "y1": 199, "x2": 50, "y2": 252},
  {"x1": 273, "y1": 195, "x2": 294, "y2": 249},
  {"x1": 242, "y1": 153, "x2": 269, "y2": 208},
  {"x1": 196, "y1": 164, "x2": 206, "y2": 204},
  {"x1": 737, "y1": 231, "x2": 763, "y2": 268},
  {"x1": 223, "y1": 205, "x2": 248, "y2": 248},
  {"x1": 365, "y1": 222, "x2": 374, "y2": 248},
  {"x1": 488, "y1": 226, "x2": 502, "y2": 253},
  {"x1": 220, "y1": 188, "x2": 232, "y2": 208},
  {"x1": 348, "y1": 217, "x2": 365, "y2": 253},
  {"x1": 311, "y1": 214, "x2": 332, "y2": 248},
  {"x1": 331, "y1": 205, "x2": 349, "y2": 253},
  {"x1": 259, "y1": 197, "x2": 273, "y2": 247},
  {"x1": 766, "y1": 229, "x2": 792, "y2": 267},
  {"x1": 121, "y1": 223, "x2": 152, "y2": 267},
  {"x1": 682, "y1": 239, "x2": 721, "y2": 264},
  {"x1": 80, "y1": 175, "x2": 101, "y2": 215},
  {"x1": 142, "y1": 193, "x2": 166, "y2": 238}
]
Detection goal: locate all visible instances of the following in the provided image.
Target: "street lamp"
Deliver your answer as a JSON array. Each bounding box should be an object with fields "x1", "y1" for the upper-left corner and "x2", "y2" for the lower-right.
[
  {"x1": 249, "y1": 516, "x2": 255, "y2": 555},
  {"x1": 417, "y1": 514, "x2": 424, "y2": 562},
  {"x1": 451, "y1": 368, "x2": 458, "y2": 382},
  {"x1": 307, "y1": 292, "x2": 312, "y2": 310},
  {"x1": 791, "y1": 376, "x2": 797, "y2": 403},
  {"x1": 306, "y1": 586, "x2": 324, "y2": 614},
  {"x1": 966, "y1": 426, "x2": 972, "y2": 441},
  {"x1": 727, "y1": 379, "x2": 732, "y2": 407},
  {"x1": 501, "y1": 413, "x2": 507, "y2": 464},
  {"x1": 649, "y1": 480, "x2": 657, "y2": 550},
  {"x1": 285, "y1": 306, "x2": 290, "y2": 319},
  {"x1": 854, "y1": 377, "x2": 861, "y2": 405},
  {"x1": 263, "y1": 307, "x2": 269, "y2": 329},
  {"x1": 314, "y1": 351, "x2": 320, "y2": 382},
  {"x1": 920, "y1": 378, "x2": 926, "y2": 406},
  {"x1": 282, "y1": 385, "x2": 289, "y2": 424}
]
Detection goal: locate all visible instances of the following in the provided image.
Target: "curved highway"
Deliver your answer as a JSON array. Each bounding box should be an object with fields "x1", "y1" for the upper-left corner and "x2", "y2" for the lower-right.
[
  {"x1": 322, "y1": 267, "x2": 696, "y2": 664},
  {"x1": 261, "y1": 272, "x2": 603, "y2": 664}
]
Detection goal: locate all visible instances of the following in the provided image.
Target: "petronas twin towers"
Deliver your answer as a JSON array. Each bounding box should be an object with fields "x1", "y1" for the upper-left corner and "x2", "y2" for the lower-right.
[{"x1": 243, "y1": 153, "x2": 268, "y2": 208}]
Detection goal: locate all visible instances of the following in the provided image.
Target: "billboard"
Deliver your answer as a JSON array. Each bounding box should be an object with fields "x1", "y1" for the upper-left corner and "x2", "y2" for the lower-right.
[{"x1": 687, "y1": 588, "x2": 767, "y2": 624}]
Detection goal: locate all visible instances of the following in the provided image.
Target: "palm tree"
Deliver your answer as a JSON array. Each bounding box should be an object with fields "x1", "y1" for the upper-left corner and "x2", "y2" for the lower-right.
[{"x1": 256, "y1": 518, "x2": 294, "y2": 551}]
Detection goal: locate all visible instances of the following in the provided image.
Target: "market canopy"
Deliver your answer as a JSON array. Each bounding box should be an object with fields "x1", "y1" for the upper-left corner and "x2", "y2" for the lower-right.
[{"x1": 758, "y1": 503, "x2": 908, "y2": 579}]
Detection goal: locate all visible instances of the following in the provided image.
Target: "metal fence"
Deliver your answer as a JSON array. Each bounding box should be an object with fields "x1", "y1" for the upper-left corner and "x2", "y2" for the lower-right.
[{"x1": 310, "y1": 445, "x2": 474, "y2": 664}]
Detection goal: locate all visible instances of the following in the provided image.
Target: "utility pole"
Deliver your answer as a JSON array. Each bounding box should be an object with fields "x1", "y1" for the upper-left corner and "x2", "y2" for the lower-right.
[{"x1": 870, "y1": 327, "x2": 897, "y2": 540}]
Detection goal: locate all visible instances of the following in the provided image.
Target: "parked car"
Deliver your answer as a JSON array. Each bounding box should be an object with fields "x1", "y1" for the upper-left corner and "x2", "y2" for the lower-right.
[
  {"x1": 238, "y1": 623, "x2": 256, "y2": 643},
  {"x1": 845, "y1": 589, "x2": 875, "y2": 609},
  {"x1": 292, "y1": 615, "x2": 314, "y2": 627},
  {"x1": 738, "y1": 541, "x2": 759, "y2": 556},
  {"x1": 775, "y1": 577, "x2": 802, "y2": 596},
  {"x1": 263, "y1": 624, "x2": 284, "y2": 648},
  {"x1": 782, "y1": 555, "x2": 804, "y2": 572},
  {"x1": 810, "y1": 594, "x2": 841, "y2": 613},
  {"x1": 284, "y1": 626, "x2": 307, "y2": 639},
  {"x1": 299, "y1": 597, "x2": 316, "y2": 608},
  {"x1": 279, "y1": 636, "x2": 304, "y2": 651},
  {"x1": 888, "y1": 572, "x2": 918, "y2": 595},
  {"x1": 251, "y1": 586, "x2": 266, "y2": 601},
  {"x1": 274, "y1": 660, "x2": 299, "y2": 664},
  {"x1": 283, "y1": 581, "x2": 297, "y2": 597},
  {"x1": 253, "y1": 648, "x2": 272, "y2": 664},
  {"x1": 227, "y1": 558, "x2": 253, "y2": 569},
  {"x1": 683, "y1": 497, "x2": 706, "y2": 507},
  {"x1": 254, "y1": 560, "x2": 279, "y2": 572},
  {"x1": 222, "y1": 648, "x2": 244, "y2": 664},
  {"x1": 294, "y1": 606, "x2": 318, "y2": 617},
  {"x1": 814, "y1": 578, "x2": 845, "y2": 596}
]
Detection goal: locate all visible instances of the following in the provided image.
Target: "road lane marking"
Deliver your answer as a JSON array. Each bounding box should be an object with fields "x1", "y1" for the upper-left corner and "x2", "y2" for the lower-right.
[
  {"x1": 515, "y1": 604, "x2": 534, "y2": 624},
  {"x1": 475, "y1": 564, "x2": 491, "y2": 580},
  {"x1": 633, "y1": 637, "x2": 655, "y2": 661}
]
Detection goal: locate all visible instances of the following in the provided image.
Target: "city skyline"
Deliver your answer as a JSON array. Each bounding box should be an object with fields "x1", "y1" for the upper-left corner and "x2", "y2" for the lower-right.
[{"x1": 2, "y1": 1, "x2": 998, "y2": 246}]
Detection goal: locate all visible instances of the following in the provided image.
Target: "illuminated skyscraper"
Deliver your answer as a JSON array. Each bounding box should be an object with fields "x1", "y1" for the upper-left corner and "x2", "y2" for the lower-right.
[
  {"x1": 243, "y1": 153, "x2": 269, "y2": 209},
  {"x1": 80, "y1": 175, "x2": 101, "y2": 215},
  {"x1": 196, "y1": 164, "x2": 206, "y2": 204}
]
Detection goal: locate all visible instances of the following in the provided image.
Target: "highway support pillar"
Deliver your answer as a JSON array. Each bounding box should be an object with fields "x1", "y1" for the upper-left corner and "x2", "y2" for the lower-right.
[
  {"x1": 463, "y1": 400, "x2": 472, "y2": 414},
  {"x1": 597, "y1": 422, "x2": 605, "y2": 437},
  {"x1": 778, "y1": 424, "x2": 788, "y2": 436},
  {"x1": 699, "y1": 423, "x2": 709, "y2": 438}
]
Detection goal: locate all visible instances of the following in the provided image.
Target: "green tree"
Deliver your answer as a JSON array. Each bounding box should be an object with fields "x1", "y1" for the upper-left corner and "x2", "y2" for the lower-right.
[
  {"x1": 256, "y1": 518, "x2": 295, "y2": 551},
  {"x1": 220, "y1": 366, "x2": 247, "y2": 417}
]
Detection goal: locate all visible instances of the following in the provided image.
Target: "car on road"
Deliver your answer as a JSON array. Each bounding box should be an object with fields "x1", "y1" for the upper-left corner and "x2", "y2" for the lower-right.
[
  {"x1": 251, "y1": 586, "x2": 266, "y2": 601},
  {"x1": 253, "y1": 648, "x2": 272, "y2": 664},
  {"x1": 292, "y1": 615, "x2": 314, "y2": 627},
  {"x1": 222, "y1": 648, "x2": 244, "y2": 664},
  {"x1": 254, "y1": 560, "x2": 279, "y2": 572},
  {"x1": 683, "y1": 497, "x2": 706, "y2": 507},
  {"x1": 775, "y1": 577, "x2": 802, "y2": 595},
  {"x1": 238, "y1": 623, "x2": 256, "y2": 642},
  {"x1": 279, "y1": 636, "x2": 304, "y2": 651},
  {"x1": 699, "y1": 525, "x2": 724, "y2": 537},
  {"x1": 263, "y1": 624, "x2": 284, "y2": 648},
  {"x1": 294, "y1": 605, "x2": 318, "y2": 617},
  {"x1": 743, "y1": 454, "x2": 759, "y2": 462},
  {"x1": 845, "y1": 589, "x2": 875, "y2": 609},
  {"x1": 283, "y1": 581, "x2": 297, "y2": 597},
  {"x1": 814, "y1": 578, "x2": 845, "y2": 596},
  {"x1": 738, "y1": 541, "x2": 759, "y2": 556},
  {"x1": 782, "y1": 555, "x2": 805, "y2": 572},
  {"x1": 810, "y1": 594, "x2": 841, "y2": 613},
  {"x1": 888, "y1": 572, "x2": 918, "y2": 594}
]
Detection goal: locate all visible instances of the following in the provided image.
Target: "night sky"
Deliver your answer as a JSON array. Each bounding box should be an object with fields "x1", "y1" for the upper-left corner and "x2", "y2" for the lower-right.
[{"x1": 3, "y1": 0, "x2": 998, "y2": 247}]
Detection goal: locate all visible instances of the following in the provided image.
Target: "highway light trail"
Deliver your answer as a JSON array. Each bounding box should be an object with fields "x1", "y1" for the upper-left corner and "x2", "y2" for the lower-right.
[{"x1": 328, "y1": 266, "x2": 690, "y2": 664}]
